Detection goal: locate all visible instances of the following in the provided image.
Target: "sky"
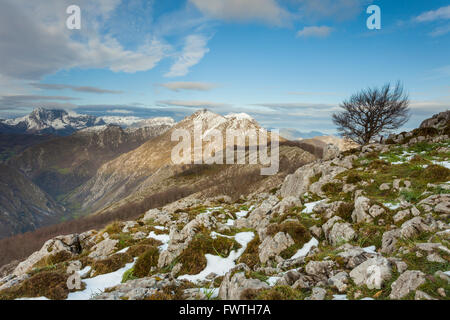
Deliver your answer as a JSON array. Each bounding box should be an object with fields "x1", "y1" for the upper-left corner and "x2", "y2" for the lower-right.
[{"x1": 0, "y1": 0, "x2": 449, "y2": 135}]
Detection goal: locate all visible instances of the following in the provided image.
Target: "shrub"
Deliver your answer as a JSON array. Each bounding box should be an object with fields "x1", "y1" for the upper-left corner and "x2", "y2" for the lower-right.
[
  {"x1": 256, "y1": 285, "x2": 306, "y2": 300},
  {"x1": 321, "y1": 182, "x2": 343, "y2": 194},
  {"x1": 177, "y1": 233, "x2": 241, "y2": 275},
  {"x1": 346, "y1": 173, "x2": 362, "y2": 184},
  {"x1": 422, "y1": 165, "x2": 450, "y2": 183},
  {"x1": 133, "y1": 247, "x2": 160, "y2": 278},
  {"x1": 336, "y1": 202, "x2": 354, "y2": 222},
  {"x1": 0, "y1": 271, "x2": 69, "y2": 300},
  {"x1": 238, "y1": 234, "x2": 261, "y2": 269},
  {"x1": 92, "y1": 253, "x2": 133, "y2": 275}
]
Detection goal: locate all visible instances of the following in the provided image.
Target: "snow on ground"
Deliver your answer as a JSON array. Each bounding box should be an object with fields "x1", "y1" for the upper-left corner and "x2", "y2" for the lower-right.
[
  {"x1": 363, "y1": 246, "x2": 377, "y2": 254},
  {"x1": 16, "y1": 296, "x2": 50, "y2": 300},
  {"x1": 66, "y1": 259, "x2": 136, "y2": 300},
  {"x1": 291, "y1": 237, "x2": 319, "y2": 259},
  {"x1": 236, "y1": 205, "x2": 254, "y2": 218},
  {"x1": 332, "y1": 294, "x2": 348, "y2": 300},
  {"x1": 147, "y1": 231, "x2": 170, "y2": 251},
  {"x1": 116, "y1": 247, "x2": 129, "y2": 254},
  {"x1": 302, "y1": 200, "x2": 325, "y2": 214},
  {"x1": 267, "y1": 276, "x2": 281, "y2": 286},
  {"x1": 383, "y1": 202, "x2": 401, "y2": 210},
  {"x1": 153, "y1": 226, "x2": 166, "y2": 230},
  {"x1": 432, "y1": 160, "x2": 450, "y2": 169},
  {"x1": 178, "y1": 231, "x2": 254, "y2": 283}
]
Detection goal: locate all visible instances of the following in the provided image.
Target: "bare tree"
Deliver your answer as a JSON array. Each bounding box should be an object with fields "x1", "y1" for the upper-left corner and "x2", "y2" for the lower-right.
[{"x1": 332, "y1": 82, "x2": 410, "y2": 145}]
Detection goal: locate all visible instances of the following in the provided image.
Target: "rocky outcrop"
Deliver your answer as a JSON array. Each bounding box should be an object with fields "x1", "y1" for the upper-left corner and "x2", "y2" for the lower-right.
[
  {"x1": 349, "y1": 256, "x2": 392, "y2": 290},
  {"x1": 389, "y1": 270, "x2": 427, "y2": 299},
  {"x1": 420, "y1": 110, "x2": 450, "y2": 129}
]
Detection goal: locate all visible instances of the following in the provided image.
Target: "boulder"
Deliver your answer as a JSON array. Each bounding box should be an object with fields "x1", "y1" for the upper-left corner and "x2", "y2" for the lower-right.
[
  {"x1": 258, "y1": 232, "x2": 295, "y2": 264},
  {"x1": 389, "y1": 270, "x2": 426, "y2": 299},
  {"x1": 349, "y1": 256, "x2": 392, "y2": 290},
  {"x1": 219, "y1": 268, "x2": 269, "y2": 300}
]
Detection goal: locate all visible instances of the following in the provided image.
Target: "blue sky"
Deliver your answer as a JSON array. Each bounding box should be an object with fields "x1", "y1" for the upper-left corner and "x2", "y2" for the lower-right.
[{"x1": 0, "y1": 0, "x2": 449, "y2": 134}]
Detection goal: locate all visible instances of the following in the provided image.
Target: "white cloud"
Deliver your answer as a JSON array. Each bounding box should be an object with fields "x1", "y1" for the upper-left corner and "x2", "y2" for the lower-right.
[
  {"x1": 297, "y1": 26, "x2": 333, "y2": 38},
  {"x1": 30, "y1": 83, "x2": 123, "y2": 94},
  {"x1": 296, "y1": 0, "x2": 367, "y2": 21},
  {"x1": 429, "y1": 24, "x2": 450, "y2": 37},
  {"x1": 0, "y1": 0, "x2": 171, "y2": 80},
  {"x1": 415, "y1": 5, "x2": 450, "y2": 22},
  {"x1": 164, "y1": 35, "x2": 210, "y2": 77},
  {"x1": 106, "y1": 109, "x2": 134, "y2": 114},
  {"x1": 189, "y1": 0, "x2": 290, "y2": 26},
  {"x1": 157, "y1": 99, "x2": 231, "y2": 109},
  {"x1": 158, "y1": 81, "x2": 217, "y2": 92}
]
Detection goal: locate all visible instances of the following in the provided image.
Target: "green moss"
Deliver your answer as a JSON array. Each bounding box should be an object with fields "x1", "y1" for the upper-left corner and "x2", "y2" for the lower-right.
[{"x1": 309, "y1": 172, "x2": 323, "y2": 184}]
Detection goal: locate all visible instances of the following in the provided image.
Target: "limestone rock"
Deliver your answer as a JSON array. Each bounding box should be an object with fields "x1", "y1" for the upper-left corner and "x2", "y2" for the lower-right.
[
  {"x1": 349, "y1": 256, "x2": 392, "y2": 290},
  {"x1": 389, "y1": 270, "x2": 426, "y2": 299}
]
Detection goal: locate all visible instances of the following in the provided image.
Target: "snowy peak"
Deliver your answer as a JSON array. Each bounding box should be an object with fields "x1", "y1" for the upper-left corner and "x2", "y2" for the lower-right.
[
  {"x1": 2, "y1": 108, "x2": 104, "y2": 135},
  {"x1": 0, "y1": 108, "x2": 176, "y2": 136}
]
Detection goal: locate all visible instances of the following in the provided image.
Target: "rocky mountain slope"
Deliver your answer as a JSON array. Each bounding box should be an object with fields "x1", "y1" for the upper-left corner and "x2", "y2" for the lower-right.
[
  {"x1": 0, "y1": 164, "x2": 64, "y2": 238},
  {"x1": 8, "y1": 124, "x2": 173, "y2": 200},
  {"x1": 66, "y1": 110, "x2": 292, "y2": 214},
  {"x1": 1, "y1": 111, "x2": 448, "y2": 300}
]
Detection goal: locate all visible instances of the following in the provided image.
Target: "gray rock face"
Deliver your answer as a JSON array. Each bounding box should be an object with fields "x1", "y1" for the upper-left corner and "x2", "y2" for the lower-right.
[
  {"x1": 337, "y1": 245, "x2": 374, "y2": 269},
  {"x1": 400, "y1": 217, "x2": 431, "y2": 239},
  {"x1": 219, "y1": 270, "x2": 269, "y2": 300},
  {"x1": 322, "y1": 216, "x2": 356, "y2": 246},
  {"x1": 258, "y1": 232, "x2": 294, "y2": 264},
  {"x1": 305, "y1": 287, "x2": 327, "y2": 300},
  {"x1": 328, "y1": 271, "x2": 349, "y2": 293},
  {"x1": 420, "y1": 110, "x2": 450, "y2": 129},
  {"x1": 352, "y1": 196, "x2": 372, "y2": 223},
  {"x1": 389, "y1": 270, "x2": 426, "y2": 299},
  {"x1": 13, "y1": 233, "x2": 82, "y2": 276},
  {"x1": 305, "y1": 260, "x2": 335, "y2": 280},
  {"x1": 381, "y1": 229, "x2": 401, "y2": 254},
  {"x1": 349, "y1": 256, "x2": 392, "y2": 290},
  {"x1": 88, "y1": 238, "x2": 118, "y2": 260}
]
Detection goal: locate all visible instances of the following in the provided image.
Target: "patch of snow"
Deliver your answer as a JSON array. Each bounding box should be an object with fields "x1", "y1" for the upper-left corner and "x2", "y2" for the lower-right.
[
  {"x1": 78, "y1": 266, "x2": 92, "y2": 278},
  {"x1": 332, "y1": 294, "x2": 348, "y2": 300},
  {"x1": 226, "y1": 219, "x2": 235, "y2": 226},
  {"x1": 383, "y1": 202, "x2": 401, "y2": 210},
  {"x1": 267, "y1": 276, "x2": 280, "y2": 287},
  {"x1": 363, "y1": 246, "x2": 377, "y2": 254},
  {"x1": 302, "y1": 200, "x2": 325, "y2": 214},
  {"x1": 291, "y1": 237, "x2": 319, "y2": 259},
  {"x1": 16, "y1": 296, "x2": 50, "y2": 300},
  {"x1": 235, "y1": 205, "x2": 254, "y2": 218},
  {"x1": 153, "y1": 226, "x2": 166, "y2": 231},
  {"x1": 67, "y1": 259, "x2": 136, "y2": 300},
  {"x1": 147, "y1": 231, "x2": 170, "y2": 251},
  {"x1": 432, "y1": 160, "x2": 450, "y2": 169},
  {"x1": 178, "y1": 232, "x2": 254, "y2": 283},
  {"x1": 116, "y1": 247, "x2": 129, "y2": 254}
]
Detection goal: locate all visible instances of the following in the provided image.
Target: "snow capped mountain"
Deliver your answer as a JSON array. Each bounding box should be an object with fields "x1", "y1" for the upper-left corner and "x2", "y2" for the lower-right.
[
  {"x1": 0, "y1": 108, "x2": 176, "y2": 136},
  {"x1": 1, "y1": 108, "x2": 104, "y2": 136}
]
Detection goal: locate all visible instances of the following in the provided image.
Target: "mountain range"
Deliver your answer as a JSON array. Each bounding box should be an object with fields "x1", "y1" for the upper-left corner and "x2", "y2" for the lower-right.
[{"x1": 0, "y1": 108, "x2": 352, "y2": 240}]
